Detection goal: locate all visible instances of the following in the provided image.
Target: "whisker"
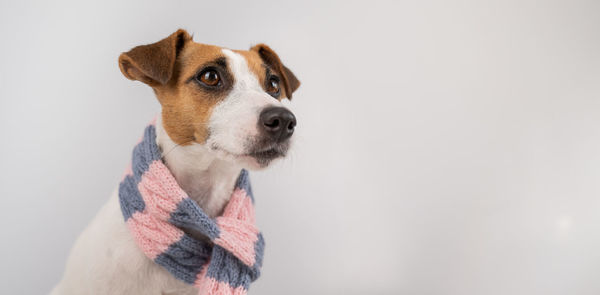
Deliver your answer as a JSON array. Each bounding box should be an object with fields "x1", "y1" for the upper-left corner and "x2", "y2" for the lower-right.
[{"x1": 161, "y1": 140, "x2": 194, "y2": 159}]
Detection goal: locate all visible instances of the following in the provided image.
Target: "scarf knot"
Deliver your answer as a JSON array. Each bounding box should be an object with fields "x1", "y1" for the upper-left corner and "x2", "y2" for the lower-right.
[{"x1": 119, "y1": 124, "x2": 264, "y2": 294}]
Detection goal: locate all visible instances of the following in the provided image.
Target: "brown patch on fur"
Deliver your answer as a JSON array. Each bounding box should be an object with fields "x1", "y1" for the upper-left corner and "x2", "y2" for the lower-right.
[
  {"x1": 119, "y1": 29, "x2": 228, "y2": 146},
  {"x1": 157, "y1": 43, "x2": 229, "y2": 145},
  {"x1": 249, "y1": 44, "x2": 300, "y2": 99}
]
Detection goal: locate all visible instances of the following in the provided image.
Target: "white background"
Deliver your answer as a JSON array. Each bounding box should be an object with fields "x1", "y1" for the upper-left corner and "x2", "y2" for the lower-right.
[{"x1": 1, "y1": 0, "x2": 600, "y2": 294}]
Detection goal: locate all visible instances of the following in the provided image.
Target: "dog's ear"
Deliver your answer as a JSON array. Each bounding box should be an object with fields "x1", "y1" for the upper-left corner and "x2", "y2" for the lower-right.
[
  {"x1": 250, "y1": 44, "x2": 300, "y2": 99},
  {"x1": 118, "y1": 29, "x2": 191, "y2": 86}
]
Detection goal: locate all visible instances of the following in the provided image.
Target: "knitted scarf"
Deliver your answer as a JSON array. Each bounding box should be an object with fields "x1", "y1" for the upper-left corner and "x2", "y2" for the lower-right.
[{"x1": 118, "y1": 123, "x2": 264, "y2": 295}]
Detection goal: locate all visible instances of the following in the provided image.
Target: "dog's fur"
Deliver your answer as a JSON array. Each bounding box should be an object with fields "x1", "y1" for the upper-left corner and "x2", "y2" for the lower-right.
[{"x1": 52, "y1": 29, "x2": 299, "y2": 295}]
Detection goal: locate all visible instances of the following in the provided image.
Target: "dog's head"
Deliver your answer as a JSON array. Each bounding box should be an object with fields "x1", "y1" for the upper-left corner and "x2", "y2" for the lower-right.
[{"x1": 118, "y1": 29, "x2": 300, "y2": 169}]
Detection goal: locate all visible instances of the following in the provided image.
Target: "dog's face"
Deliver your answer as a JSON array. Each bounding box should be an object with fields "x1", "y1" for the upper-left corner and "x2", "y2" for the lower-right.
[{"x1": 118, "y1": 29, "x2": 300, "y2": 169}]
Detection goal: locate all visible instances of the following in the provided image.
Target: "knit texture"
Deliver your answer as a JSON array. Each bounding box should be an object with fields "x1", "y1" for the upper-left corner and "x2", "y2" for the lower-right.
[{"x1": 118, "y1": 123, "x2": 264, "y2": 295}]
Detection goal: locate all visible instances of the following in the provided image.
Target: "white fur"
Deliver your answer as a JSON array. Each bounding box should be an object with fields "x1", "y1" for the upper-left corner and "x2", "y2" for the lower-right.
[
  {"x1": 205, "y1": 49, "x2": 284, "y2": 168},
  {"x1": 52, "y1": 49, "x2": 287, "y2": 294},
  {"x1": 156, "y1": 117, "x2": 241, "y2": 218}
]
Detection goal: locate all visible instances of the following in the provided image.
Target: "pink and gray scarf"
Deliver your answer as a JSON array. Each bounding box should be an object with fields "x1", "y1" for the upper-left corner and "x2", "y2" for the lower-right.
[{"x1": 119, "y1": 123, "x2": 264, "y2": 295}]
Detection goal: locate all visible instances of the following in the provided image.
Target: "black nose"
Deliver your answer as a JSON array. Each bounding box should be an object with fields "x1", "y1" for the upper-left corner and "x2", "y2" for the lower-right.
[{"x1": 259, "y1": 107, "x2": 296, "y2": 142}]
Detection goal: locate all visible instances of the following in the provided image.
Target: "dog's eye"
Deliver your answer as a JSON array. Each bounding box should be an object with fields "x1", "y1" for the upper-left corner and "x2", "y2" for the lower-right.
[
  {"x1": 266, "y1": 76, "x2": 280, "y2": 97},
  {"x1": 197, "y1": 69, "x2": 220, "y2": 87}
]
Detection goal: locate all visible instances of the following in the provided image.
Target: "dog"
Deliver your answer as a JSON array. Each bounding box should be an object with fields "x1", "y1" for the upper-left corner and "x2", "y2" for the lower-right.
[{"x1": 51, "y1": 29, "x2": 300, "y2": 295}]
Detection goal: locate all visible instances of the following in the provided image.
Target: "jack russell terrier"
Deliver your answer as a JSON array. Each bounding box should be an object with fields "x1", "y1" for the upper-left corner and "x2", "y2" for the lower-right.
[{"x1": 52, "y1": 29, "x2": 300, "y2": 295}]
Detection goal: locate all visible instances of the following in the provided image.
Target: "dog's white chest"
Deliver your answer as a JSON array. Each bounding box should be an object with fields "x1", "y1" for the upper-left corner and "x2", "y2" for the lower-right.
[{"x1": 52, "y1": 191, "x2": 198, "y2": 294}]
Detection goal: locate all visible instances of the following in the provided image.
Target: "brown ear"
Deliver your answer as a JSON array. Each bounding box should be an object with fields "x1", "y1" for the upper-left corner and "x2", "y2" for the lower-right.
[
  {"x1": 118, "y1": 29, "x2": 191, "y2": 86},
  {"x1": 251, "y1": 44, "x2": 300, "y2": 99}
]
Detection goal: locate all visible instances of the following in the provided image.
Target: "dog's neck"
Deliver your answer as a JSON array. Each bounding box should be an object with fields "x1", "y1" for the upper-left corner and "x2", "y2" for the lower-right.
[{"x1": 155, "y1": 117, "x2": 241, "y2": 218}]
